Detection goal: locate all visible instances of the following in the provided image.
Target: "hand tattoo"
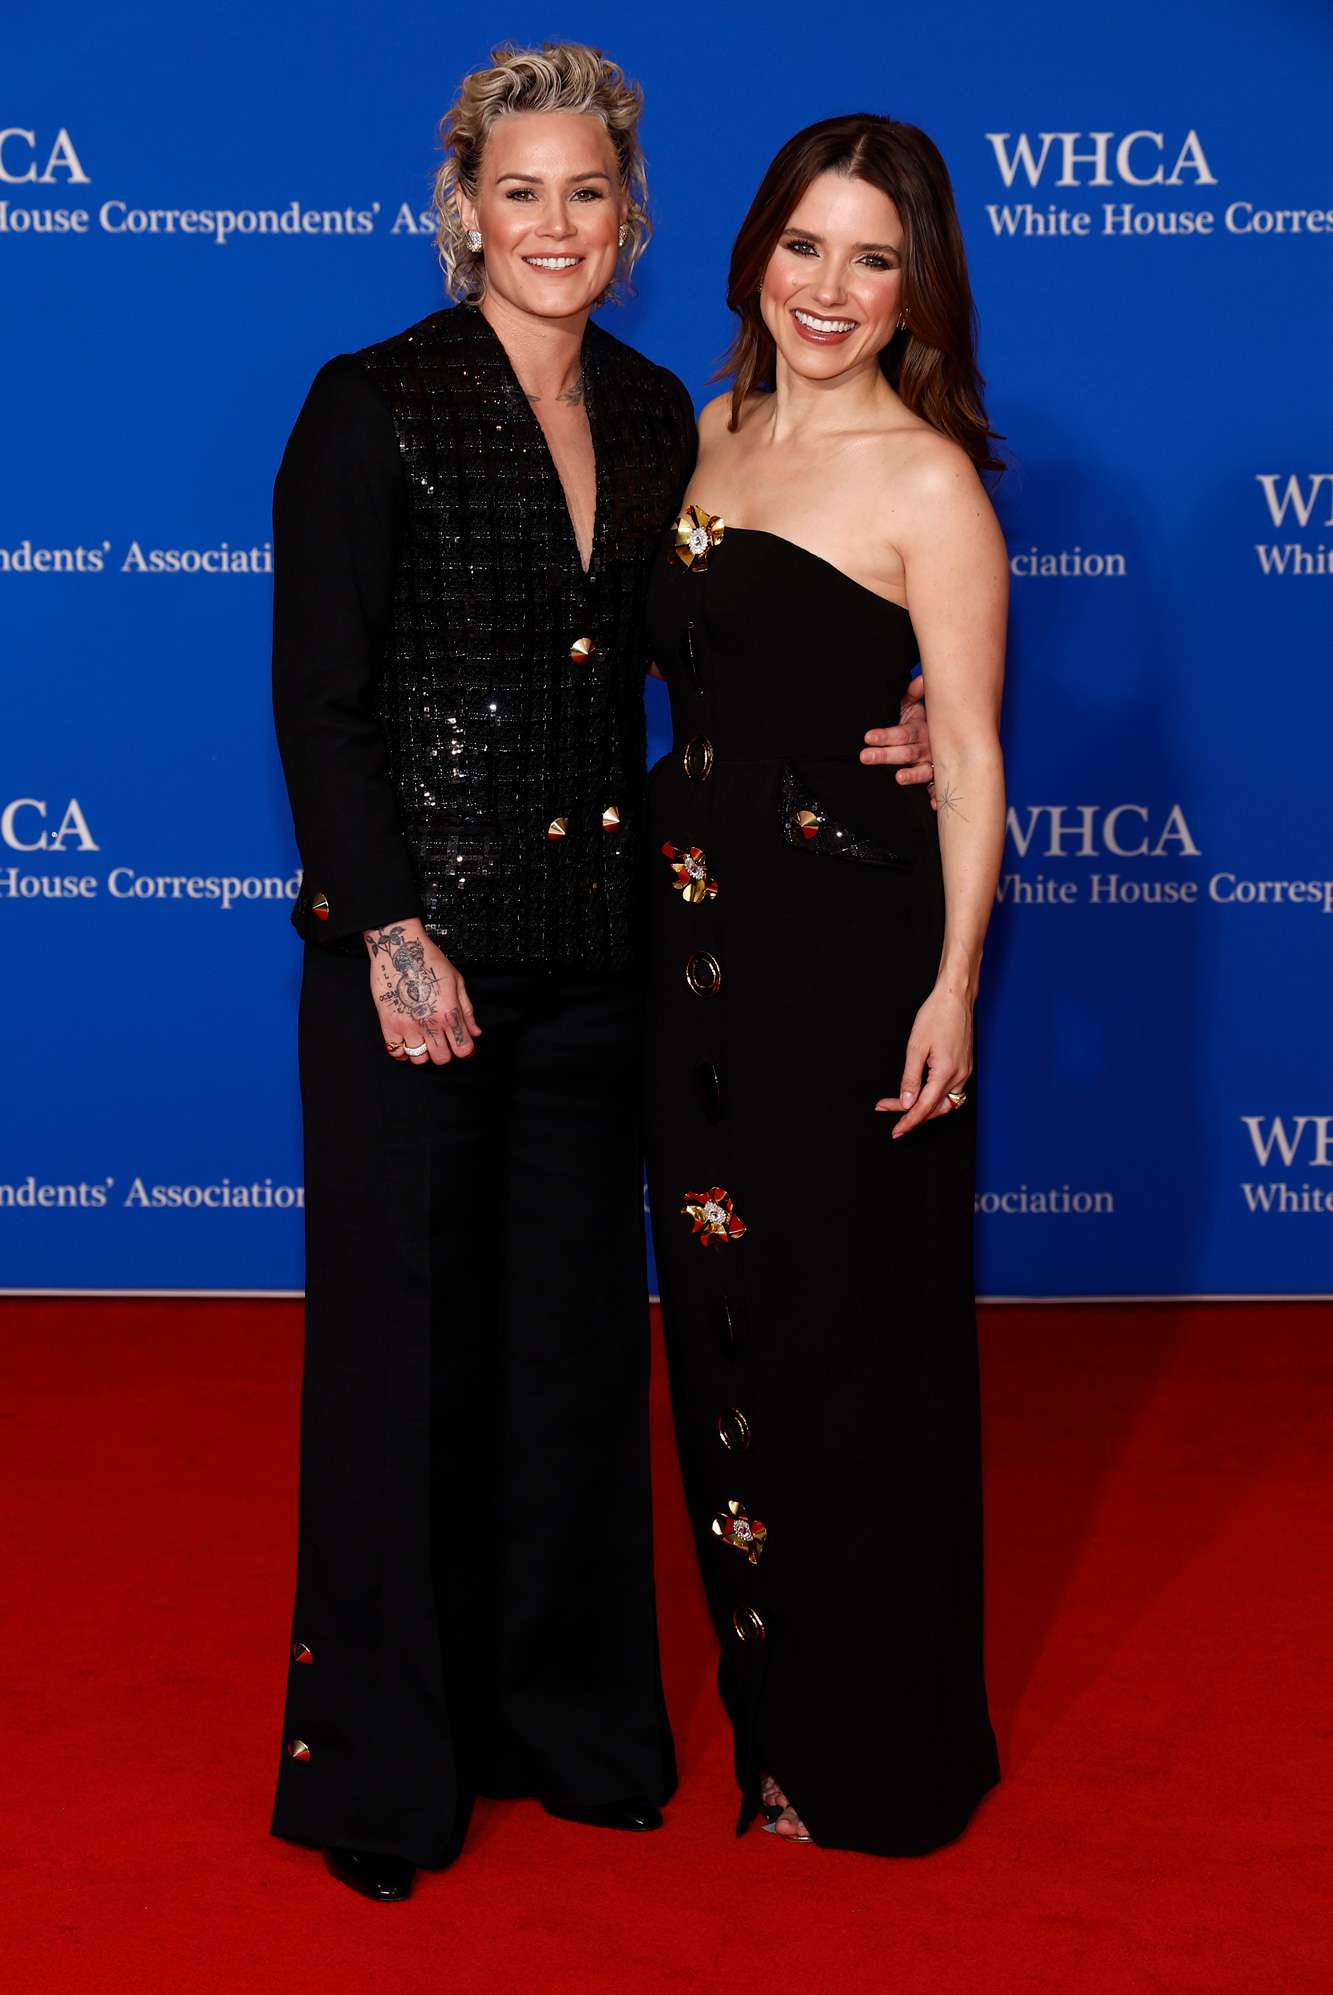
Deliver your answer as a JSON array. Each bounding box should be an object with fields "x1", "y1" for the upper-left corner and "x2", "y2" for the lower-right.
[
  {"x1": 446, "y1": 1008, "x2": 468, "y2": 1051},
  {"x1": 366, "y1": 925, "x2": 441, "y2": 1022}
]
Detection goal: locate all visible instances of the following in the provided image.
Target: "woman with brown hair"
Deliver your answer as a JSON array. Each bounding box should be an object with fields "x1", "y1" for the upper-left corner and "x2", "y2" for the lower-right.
[{"x1": 644, "y1": 114, "x2": 1007, "y2": 1855}]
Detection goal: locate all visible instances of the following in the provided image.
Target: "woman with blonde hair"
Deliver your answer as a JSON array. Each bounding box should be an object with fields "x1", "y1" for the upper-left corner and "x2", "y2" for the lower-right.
[{"x1": 268, "y1": 42, "x2": 697, "y2": 1901}]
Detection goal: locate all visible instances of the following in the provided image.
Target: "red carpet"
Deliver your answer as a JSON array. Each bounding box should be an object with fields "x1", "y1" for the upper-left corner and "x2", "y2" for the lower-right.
[{"x1": 1, "y1": 1298, "x2": 1327, "y2": 1993}]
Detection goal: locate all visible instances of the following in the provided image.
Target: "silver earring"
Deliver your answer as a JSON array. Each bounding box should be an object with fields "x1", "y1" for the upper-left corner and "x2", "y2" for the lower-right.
[
  {"x1": 467, "y1": 229, "x2": 483, "y2": 252},
  {"x1": 618, "y1": 223, "x2": 629, "y2": 247}
]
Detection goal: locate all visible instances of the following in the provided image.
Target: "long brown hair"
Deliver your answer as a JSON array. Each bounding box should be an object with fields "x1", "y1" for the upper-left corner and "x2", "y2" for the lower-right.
[{"x1": 722, "y1": 114, "x2": 1002, "y2": 472}]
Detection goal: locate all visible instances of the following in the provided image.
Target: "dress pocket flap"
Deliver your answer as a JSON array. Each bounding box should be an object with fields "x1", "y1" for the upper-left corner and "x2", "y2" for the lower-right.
[{"x1": 779, "y1": 762, "x2": 908, "y2": 869}]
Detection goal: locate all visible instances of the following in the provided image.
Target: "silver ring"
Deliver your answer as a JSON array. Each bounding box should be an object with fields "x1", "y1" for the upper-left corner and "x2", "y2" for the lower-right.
[{"x1": 404, "y1": 1042, "x2": 428, "y2": 1057}]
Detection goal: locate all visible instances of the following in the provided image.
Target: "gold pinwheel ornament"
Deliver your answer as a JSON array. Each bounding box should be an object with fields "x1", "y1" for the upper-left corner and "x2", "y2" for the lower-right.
[
  {"x1": 662, "y1": 842, "x2": 719, "y2": 904},
  {"x1": 682, "y1": 1186, "x2": 746, "y2": 1245},
  {"x1": 712, "y1": 1500, "x2": 767, "y2": 1564}
]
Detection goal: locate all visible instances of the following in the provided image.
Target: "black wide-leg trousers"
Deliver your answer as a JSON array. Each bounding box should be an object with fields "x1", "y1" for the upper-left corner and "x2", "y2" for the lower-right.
[{"x1": 270, "y1": 947, "x2": 675, "y2": 1868}]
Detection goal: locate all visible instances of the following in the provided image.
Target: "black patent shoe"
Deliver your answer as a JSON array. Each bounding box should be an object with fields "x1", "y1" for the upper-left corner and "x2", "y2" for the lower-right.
[
  {"x1": 543, "y1": 1798, "x2": 664, "y2": 1833},
  {"x1": 322, "y1": 1846, "x2": 416, "y2": 1901}
]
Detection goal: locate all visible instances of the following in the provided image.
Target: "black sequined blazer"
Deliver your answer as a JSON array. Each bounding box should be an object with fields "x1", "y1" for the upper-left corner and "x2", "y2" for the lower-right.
[{"x1": 272, "y1": 303, "x2": 697, "y2": 970}]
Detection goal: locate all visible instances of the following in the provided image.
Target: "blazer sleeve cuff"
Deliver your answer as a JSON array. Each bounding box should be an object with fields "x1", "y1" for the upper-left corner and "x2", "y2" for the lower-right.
[{"x1": 292, "y1": 872, "x2": 423, "y2": 949}]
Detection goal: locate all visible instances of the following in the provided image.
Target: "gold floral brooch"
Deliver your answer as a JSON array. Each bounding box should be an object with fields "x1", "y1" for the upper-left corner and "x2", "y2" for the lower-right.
[{"x1": 671, "y1": 503, "x2": 725, "y2": 571}]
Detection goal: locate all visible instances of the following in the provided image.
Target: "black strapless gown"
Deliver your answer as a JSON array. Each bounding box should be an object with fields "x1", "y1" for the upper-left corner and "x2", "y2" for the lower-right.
[{"x1": 644, "y1": 511, "x2": 1000, "y2": 1857}]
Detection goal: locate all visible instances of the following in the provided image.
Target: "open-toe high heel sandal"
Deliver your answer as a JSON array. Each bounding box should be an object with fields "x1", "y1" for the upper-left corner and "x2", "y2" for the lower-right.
[{"x1": 759, "y1": 1774, "x2": 812, "y2": 1843}]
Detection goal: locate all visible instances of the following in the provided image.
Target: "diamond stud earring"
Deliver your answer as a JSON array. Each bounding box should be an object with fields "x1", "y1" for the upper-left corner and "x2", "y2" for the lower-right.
[
  {"x1": 467, "y1": 229, "x2": 483, "y2": 251},
  {"x1": 618, "y1": 223, "x2": 628, "y2": 247}
]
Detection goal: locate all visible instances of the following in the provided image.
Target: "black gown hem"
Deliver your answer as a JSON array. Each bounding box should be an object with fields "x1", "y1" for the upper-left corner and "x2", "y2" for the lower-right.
[{"x1": 732, "y1": 1765, "x2": 1002, "y2": 1859}]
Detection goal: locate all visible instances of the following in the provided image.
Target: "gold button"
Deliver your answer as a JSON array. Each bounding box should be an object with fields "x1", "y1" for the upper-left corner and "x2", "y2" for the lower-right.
[
  {"x1": 717, "y1": 1406, "x2": 752, "y2": 1453},
  {"x1": 311, "y1": 893, "x2": 330, "y2": 921},
  {"x1": 292, "y1": 1642, "x2": 313, "y2": 1664},
  {"x1": 547, "y1": 816, "x2": 570, "y2": 840},
  {"x1": 286, "y1": 1739, "x2": 311, "y2": 1761},
  {"x1": 685, "y1": 951, "x2": 722, "y2": 996},
  {"x1": 569, "y1": 635, "x2": 598, "y2": 663},
  {"x1": 683, "y1": 735, "x2": 715, "y2": 781},
  {"x1": 732, "y1": 1605, "x2": 767, "y2": 1645},
  {"x1": 602, "y1": 805, "x2": 621, "y2": 833}
]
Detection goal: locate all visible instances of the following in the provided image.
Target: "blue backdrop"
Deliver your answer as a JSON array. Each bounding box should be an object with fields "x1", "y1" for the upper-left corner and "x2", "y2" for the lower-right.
[{"x1": 4, "y1": 2, "x2": 1331, "y2": 1296}]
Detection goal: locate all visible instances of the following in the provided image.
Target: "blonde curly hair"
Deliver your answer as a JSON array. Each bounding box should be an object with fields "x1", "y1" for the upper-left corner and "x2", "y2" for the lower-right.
[{"x1": 433, "y1": 42, "x2": 651, "y2": 304}]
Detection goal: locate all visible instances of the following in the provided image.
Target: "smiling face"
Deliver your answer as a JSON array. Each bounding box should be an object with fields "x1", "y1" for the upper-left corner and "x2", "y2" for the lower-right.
[
  {"x1": 759, "y1": 168, "x2": 905, "y2": 383},
  {"x1": 458, "y1": 110, "x2": 626, "y2": 323}
]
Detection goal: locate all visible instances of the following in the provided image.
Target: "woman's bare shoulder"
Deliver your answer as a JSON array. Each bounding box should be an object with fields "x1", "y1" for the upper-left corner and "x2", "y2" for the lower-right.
[
  {"x1": 698, "y1": 387, "x2": 776, "y2": 442},
  {"x1": 888, "y1": 422, "x2": 983, "y2": 497},
  {"x1": 696, "y1": 388, "x2": 732, "y2": 439},
  {"x1": 856, "y1": 424, "x2": 988, "y2": 551}
]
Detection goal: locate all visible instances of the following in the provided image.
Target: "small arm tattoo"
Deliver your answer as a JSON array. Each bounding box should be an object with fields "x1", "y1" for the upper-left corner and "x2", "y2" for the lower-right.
[{"x1": 936, "y1": 783, "x2": 967, "y2": 820}]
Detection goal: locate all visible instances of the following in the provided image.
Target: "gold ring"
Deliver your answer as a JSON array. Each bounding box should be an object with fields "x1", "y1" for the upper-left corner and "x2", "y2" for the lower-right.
[
  {"x1": 947, "y1": 1089, "x2": 967, "y2": 1107},
  {"x1": 385, "y1": 1039, "x2": 404, "y2": 1054}
]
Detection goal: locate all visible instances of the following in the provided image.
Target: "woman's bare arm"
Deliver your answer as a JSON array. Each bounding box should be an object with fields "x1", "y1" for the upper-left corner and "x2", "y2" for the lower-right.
[{"x1": 875, "y1": 442, "x2": 1008, "y2": 1135}]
